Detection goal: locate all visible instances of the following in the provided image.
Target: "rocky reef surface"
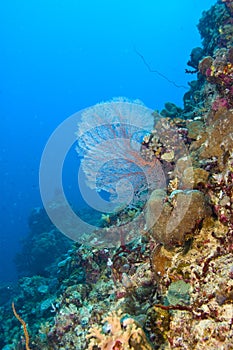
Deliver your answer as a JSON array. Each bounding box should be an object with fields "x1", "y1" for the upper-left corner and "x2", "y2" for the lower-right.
[{"x1": 1, "y1": 0, "x2": 233, "y2": 349}]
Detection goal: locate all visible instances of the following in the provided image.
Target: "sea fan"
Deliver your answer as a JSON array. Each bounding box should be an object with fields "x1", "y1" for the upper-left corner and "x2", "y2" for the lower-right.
[{"x1": 76, "y1": 98, "x2": 163, "y2": 213}]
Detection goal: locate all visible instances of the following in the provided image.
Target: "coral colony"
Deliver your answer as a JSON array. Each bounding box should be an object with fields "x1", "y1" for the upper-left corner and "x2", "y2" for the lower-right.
[{"x1": 1, "y1": 0, "x2": 233, "y2": 348}]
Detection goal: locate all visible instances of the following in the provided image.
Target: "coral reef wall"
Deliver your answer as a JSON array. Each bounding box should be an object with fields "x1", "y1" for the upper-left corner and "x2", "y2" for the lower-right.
[{"x1": 1, "y1": 1, "x2": 233, "y2": 349}]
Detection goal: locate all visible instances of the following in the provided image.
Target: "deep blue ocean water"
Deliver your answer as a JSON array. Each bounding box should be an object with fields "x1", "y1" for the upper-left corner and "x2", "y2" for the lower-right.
[{"x1": 0, "y1": 0, "x2": 216, "y2": 282}]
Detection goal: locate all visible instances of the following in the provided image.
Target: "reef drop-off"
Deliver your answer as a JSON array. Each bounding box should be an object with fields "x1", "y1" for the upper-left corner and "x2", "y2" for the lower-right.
[{"x1": 1, "y1": 1, "x2": 233, "y2": 349}]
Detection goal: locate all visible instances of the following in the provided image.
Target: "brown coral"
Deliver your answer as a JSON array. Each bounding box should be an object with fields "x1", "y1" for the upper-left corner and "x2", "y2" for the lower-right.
[{"x1": 145, "y1": 189, "x2": 211, "y2": 249}]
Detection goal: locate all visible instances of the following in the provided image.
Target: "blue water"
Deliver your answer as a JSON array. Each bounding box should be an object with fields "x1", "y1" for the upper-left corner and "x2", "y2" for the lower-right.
[{"x1": 0, "y1": 0, "x2": 216, "y2": 282}]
